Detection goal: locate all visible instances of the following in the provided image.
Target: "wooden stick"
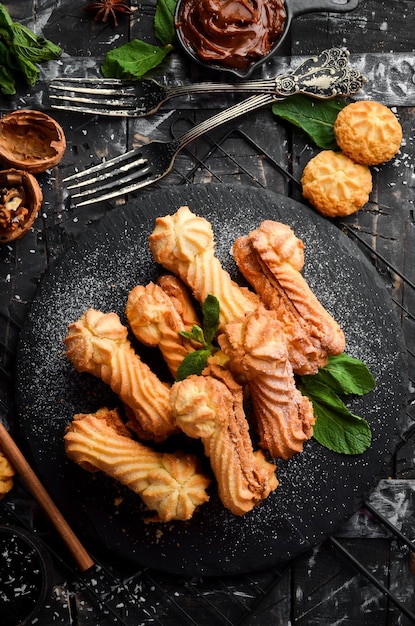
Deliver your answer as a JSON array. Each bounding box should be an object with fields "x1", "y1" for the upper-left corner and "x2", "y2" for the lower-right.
[{"x1": 0, "y1": 422, "x2": 94, "y2": 573}]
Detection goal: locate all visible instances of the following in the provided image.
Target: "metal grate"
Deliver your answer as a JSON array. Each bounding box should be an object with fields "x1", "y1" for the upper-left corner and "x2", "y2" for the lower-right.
[{"x1": 1, "y1": 119, "x2": 415, "y2": 625}]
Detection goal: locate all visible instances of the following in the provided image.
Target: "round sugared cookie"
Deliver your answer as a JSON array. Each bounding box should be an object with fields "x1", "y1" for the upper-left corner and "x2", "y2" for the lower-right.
[
  {"x1": 334, "y1": 100, "x2": 402, "y2": 165},
  {"x1": 301, "y1": 150, "x2": 372, "y2": 218}
]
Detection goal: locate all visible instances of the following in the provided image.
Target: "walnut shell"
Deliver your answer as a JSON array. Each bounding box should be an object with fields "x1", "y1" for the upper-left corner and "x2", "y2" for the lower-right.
[
  {"x1": 0, "y1": 169, "x2": 43, "y2": 243},
  {"x1": 0, "y1": 109, "x2": 66, "y2": 174}
]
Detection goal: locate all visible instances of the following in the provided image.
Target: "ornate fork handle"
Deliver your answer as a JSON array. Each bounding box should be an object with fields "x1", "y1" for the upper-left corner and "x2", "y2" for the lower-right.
[
  {"x1": 165, "y1": 48, "x2": 365, "y2": 100},
  {"x1": 272, "y1": 48, "x2": 365, "y2": 98}
]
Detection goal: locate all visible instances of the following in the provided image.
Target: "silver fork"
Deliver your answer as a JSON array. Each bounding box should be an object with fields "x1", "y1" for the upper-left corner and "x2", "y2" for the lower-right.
[
  {"x1": 51, "y1": 75, "x2": 280, "y2": 117},
  {"x1": 63, "y1": 49, "x2": 366, "y2": 207},
  {"x1": 52, "y1": 47, "x2": 354, "y2": 118}
]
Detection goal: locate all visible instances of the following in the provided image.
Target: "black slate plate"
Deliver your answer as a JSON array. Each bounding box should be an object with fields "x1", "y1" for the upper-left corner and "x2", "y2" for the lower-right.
[{"x1": 15, "y1": 184, "x2": 408, "y2": 577}]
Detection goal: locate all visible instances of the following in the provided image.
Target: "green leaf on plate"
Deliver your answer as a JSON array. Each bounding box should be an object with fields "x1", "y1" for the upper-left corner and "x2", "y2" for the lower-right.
[
  {"x1": 180, "y1": 324, "x2": 206, "y2": 346},
  {"x1": 201, "y1": 294, "x2": 220, "y2": 346},
  {"x1": 272, "y1": 95, "x2": 347, "y2": 150},
  {"x1": 101, "y1": 39, "x2": 173, "y2": 80},
  {"x1": 299, "y1": 377, "x2": 372, "y2": 455},
  {"x1": 176, "y1": 349, "x2": 211, "y2": 381},
  {"x1": 302, "y1": 353, "x2": 376, "y2": 397},
  {"x1": 177, "y1": 295, "x2": 220, "y2": 380}
]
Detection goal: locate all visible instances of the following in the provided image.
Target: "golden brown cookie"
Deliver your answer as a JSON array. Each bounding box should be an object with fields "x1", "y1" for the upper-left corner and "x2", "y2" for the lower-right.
[
  {"x1": 170, "y1": 374, "x2": 278, "y2": 515},
  {"x1": 157, "y1": 274, "x2": 200, "y2": 331},
  {"x1": 149, "y1": 206, "x2": 260, "y2": 329},
  {"x1": 64, "y1": 308, "x2": 178, "y2": 442},
  {"x1": 126, "y1": 282, "x2": 195, "y2": 378},
  {"x1": 218, "y1": 306, "x2": 315, "y2": 460},
  {"x1": 0, "y1": 450, "x2": 14, "y2": 498},
  {"x1": 232, "y1": 234, "x2": 328, "y2": 375},
  {"x1": 248, "y1": 221, "x2": 346, "y2": 356},
  {"x1": 334, "y1": 100, "x2": 402, "y2": 165},
  {"x1": 64, "y1": 408, "x2": 210, "y2": 522},
  {"x1": 301, "y1": 150, "x2": 372, "y2": 218}
]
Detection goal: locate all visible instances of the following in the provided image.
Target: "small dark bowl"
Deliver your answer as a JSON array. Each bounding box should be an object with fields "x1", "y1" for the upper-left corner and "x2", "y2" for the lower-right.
[
  {"x1": 175, "y1": 0, "x2": 359, "y2": 79},
  {"x1": 0, "y1": 525, "x2": 54, "y2": 626}
]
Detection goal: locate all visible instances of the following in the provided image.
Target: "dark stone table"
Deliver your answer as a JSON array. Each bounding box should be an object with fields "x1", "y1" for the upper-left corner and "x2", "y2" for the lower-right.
[{"x1": 1, "y1": 1, "x2": 414, "y2": 624}]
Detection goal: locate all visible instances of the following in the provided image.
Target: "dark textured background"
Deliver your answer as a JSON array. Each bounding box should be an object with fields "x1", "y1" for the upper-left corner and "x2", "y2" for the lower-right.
[{"x1": 1, "y1": 1, "x2": 415, "y2": 624}]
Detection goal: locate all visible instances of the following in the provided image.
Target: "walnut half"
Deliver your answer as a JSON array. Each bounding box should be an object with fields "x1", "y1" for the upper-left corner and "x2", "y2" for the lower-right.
[
  {"x1": 0, "y1": 110, "x2": 66, "y2": 174},
  {"x1": 0, "y1": 169, "x2": 43, "y2": 244}
]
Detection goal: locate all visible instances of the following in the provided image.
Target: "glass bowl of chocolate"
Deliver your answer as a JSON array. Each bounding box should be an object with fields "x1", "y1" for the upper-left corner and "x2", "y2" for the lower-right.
[
  {"x1": 174, "y1": 0, "x2": 359, "y2": 78},
  {"x1": 0, "y1": 169, "x2": 43, "y2": 244}
]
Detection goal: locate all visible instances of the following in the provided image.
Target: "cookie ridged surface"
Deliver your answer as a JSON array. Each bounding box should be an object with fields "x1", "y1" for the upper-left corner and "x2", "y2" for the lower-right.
[
  {"x1": 334, "y1": 100, "x2": 402, "y2": 165},
  {"x1": 301, "y1": 150, "x2": 372, "y2": 217}
]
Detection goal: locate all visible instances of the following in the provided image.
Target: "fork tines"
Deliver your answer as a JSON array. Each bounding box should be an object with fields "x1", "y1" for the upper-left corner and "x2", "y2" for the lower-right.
[
  {"x1": 50, "y1": 78, "x2": 140, "y2": 116},
  {"x1": 63, "y1": 149, "x2": 152, "y2": 207}
]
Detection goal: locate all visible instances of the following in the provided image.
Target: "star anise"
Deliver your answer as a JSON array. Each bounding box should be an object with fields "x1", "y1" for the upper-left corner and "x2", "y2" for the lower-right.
[{"x1": 84, "y1": 0, "x2": 137, "y2": 27}]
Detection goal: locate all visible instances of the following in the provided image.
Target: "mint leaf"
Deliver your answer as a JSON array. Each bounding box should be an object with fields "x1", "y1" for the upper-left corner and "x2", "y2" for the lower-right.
[
  {"x1": 302, "y1": 353, "x2": 376, "y2": 397},
  {"x1": 0, "y1": 40, "x2": 16, "y2": 93},
  {"x1": 101, "y1": 0, "x2": 176, "y2": 80},
  {"x1": 12, "y1": 48, "x2": 38, "y2": 86},
  {"x1": 11, "y1": 23, "x2": 61, "y2": 64},
  {"x1": 176, "y1": 349, "x2": 211, "y2": 381},
  {"x1": 176, "y1": 295, "x2": 220, "y2": 379},
  {"x1": 272, "y1": 95, "x2": 347, "y2": 150},
  {"x1": 201, "y1": 294, "x2": 220, "y2": 345},
  {"x1": 0, "y1": 62, "x2": 15, "y2": 94},
  {"x1": 179, "y1": 295, "x2": 220, "y2": 349},
  {"x1": 154, "y1": 0, "x2": 177, "y2": 46},
  {"x1": 299, "y1": 352, "x2": 375, "y2": 454},
  {"x1": 299, "y1": 377, "x2": 372, "y2": 455},
  {"x1": 101, "y1": 39, "x2": 172, "y2": 79},
  {"x1": 0, "y1": 3, "x2": 13, "y2": 31},
  {"x1": 0, "y1": 3, "x2": 60, "y2": 94},
  {"x1": 180, "y1": 324, "x2": 206, "y2": 346}
]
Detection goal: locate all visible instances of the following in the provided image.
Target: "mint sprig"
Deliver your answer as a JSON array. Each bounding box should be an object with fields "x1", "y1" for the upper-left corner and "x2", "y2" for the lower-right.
[
  {"x1": 176, "y1": 294, "x2": 220, "y2": 381},
  {"x1": 298, "y1": 354, "x2": 375, "y2": 455},
  {"x1": 0, "y1": 4, "x2": 61, "y2": 95},
  {"x1": 101, "y1": 0, "x2": 176, "y2": 80}
]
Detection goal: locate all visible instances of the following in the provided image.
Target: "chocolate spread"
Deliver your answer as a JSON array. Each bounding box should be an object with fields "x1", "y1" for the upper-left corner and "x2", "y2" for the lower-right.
[{"x1": 177, "y1": 0, "x2": 287, "y2": 70}]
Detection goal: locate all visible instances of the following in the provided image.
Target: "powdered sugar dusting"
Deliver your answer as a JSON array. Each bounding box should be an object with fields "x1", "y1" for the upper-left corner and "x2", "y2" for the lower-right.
[{"x1": 15, "y1": 184, "x2": 408, "y2": 576}]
